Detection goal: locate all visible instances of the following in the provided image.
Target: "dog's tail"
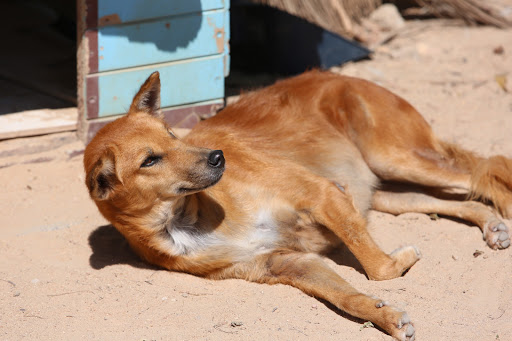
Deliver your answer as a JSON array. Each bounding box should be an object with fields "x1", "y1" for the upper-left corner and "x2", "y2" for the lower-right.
[{"x1": 440, "y1": 141, "x2": 512, "y2": 217}]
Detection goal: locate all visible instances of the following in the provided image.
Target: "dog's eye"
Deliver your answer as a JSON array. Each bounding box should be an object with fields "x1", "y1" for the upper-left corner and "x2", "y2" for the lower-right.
[{"x1": 141, "y1": 155, "x2": 161, "y2": 168}]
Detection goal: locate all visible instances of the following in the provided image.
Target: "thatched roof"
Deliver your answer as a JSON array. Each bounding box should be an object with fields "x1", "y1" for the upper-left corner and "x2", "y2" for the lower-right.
[
  {"x1": 247, "y1": 0, "x2": 381, "y2": 40},
  {"x1": 247, "y1": 0, "x2": 512, "y2": 42}
]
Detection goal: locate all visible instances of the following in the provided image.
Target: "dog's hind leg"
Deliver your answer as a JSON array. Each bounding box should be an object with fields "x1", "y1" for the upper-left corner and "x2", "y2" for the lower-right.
[
  {"x1": 368, "y1": 139, "x2": 512, "y2": 220},
  {"x1": 214, "y1": 251, "x2": 415, "y2": 341},
  {"x1": 365, "y1": 136, "x2": 512, "y2": 219},
  {"x1": 372, "y1": 190, "x2": 510, "y2": 249},
  {"x1": 337, "y1": 80, "x2": 512, "y2": 218}
]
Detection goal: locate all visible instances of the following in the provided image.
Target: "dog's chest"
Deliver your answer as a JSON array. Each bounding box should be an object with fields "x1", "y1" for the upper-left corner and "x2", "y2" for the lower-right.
[
  {"x1": 239, "y1": 207, "x2": 280, "y2": 251},
  {"x1": 247, "y1": 205, "x2": 339, "y2": 254},
  {"x1": 165, "y1": 201, "x2": 338, "y2": 258},
  {"x1": 254, "y1": 207, "x2": 279, "y2": 230}
]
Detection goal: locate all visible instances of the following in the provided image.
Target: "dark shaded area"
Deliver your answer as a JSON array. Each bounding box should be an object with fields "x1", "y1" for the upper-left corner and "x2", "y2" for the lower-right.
[
  {"x1": 326, "y1": 243, "x2": 366, "y2": 277},
  {"x1": 226, "y1": 3, "x2": 370, "y2": 94},
  {"x1": 232, "y1": 5, "x2": 370, "y2": 74},
  {"x1": 0, "y1": 0, "x2": 77, "y2": 114},
  {"x1": 0, "y1": 0, "x2": 203, "y2": 115},
  {"x1": 88, "y1": 224, "x2": 157, "y2": 270}
]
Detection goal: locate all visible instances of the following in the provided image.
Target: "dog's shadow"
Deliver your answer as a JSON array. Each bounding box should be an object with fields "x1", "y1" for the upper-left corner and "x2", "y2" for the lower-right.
[
  {"x1": 327, "y1": 244, "x2": 366, "y2": 276},
  {"x1": 88, "y1": 224, "x2": 157, "y2": 270}
]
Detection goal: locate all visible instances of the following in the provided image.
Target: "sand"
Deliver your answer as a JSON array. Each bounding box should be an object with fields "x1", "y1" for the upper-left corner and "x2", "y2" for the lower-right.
[{"x1": 1, "y1": 19, "x2": 511, "y2": 340}]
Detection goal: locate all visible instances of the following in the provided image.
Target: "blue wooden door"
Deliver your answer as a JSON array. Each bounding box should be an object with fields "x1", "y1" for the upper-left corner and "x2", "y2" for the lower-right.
[{"x1": 78, "y1": 0, "x2": 230, "y2": 125}]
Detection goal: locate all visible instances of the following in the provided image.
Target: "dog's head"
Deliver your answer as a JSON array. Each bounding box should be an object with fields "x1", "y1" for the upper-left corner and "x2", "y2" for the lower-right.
[{"x1": 84, "y1": 72, "x2": 225, "y2": 219}]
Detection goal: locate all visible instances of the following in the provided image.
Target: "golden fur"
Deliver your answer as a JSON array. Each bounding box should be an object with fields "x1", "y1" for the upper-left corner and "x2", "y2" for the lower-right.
[{"x1": 84, "y1": 71, "x2": 511, "y2": 340}]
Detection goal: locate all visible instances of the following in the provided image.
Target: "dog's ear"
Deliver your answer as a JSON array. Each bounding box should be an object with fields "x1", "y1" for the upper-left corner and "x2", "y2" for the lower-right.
[
  {"x1": 86, "y1": 149, "x2": 122, "y2": 201},
  {"x1": 129, "y1": 71, "x2": 162, "y2": 117}
]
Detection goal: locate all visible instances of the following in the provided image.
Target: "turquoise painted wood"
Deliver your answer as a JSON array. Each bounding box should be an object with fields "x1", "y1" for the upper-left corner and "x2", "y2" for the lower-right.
[
  {"x1": 98, "y1": 0, "x2": 227, "y2": 24},
  {"x1": 98, "y1": 10, "x2": 227, "y2": 72},
  {"x1": 97, "y1": 55, "x2": 224, "y2": 117}
]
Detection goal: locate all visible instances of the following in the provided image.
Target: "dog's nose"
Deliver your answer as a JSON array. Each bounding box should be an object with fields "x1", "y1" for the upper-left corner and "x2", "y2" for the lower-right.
[{"x1": 208, "y1": 150, "x2": 225, "y2": 168}]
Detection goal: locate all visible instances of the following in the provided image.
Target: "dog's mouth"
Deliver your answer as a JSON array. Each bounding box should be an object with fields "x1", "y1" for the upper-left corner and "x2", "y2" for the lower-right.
[{"x1": 178, "y1": 173, "x2": 223, "y2": 194}]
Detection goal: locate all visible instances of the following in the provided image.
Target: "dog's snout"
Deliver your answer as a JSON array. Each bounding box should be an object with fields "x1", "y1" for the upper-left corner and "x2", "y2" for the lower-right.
[{"x1": 208, "y1": 150, "x2": 225, "y2": 168}]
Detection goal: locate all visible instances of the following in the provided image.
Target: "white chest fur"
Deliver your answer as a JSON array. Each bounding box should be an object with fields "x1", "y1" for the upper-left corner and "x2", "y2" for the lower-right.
[{"x1": 164, "y1": 206, "x2": 280, "y2": 258}]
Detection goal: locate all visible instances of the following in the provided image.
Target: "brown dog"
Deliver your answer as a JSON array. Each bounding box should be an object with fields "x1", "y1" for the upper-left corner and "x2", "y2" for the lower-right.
[{"x1": 84, "y1": 71, "x2": 511, "y2": 340}]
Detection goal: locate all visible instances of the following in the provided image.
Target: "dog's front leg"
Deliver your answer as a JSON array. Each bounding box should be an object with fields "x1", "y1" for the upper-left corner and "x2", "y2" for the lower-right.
[
  {"x1": 258, "y1": 250, "x2": 415, "y2": 341},
  {"x1": 300, "y1": 180, "x2": 421, "y2": 281}
]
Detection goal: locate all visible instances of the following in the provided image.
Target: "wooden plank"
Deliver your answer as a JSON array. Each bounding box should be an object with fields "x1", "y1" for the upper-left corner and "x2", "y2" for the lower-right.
[
  {"x1": 97, "y1": 0, "x2": 226, "y2": 26},
  {"x1": 0, "y1": 108, "x2": 77, "y2": 140},
  {"x1": 87, "y1": 55, "x2": 224, "y2": 118},
  {"x1": 97, "y1": 10, "x2": 227, "y2": 72}
]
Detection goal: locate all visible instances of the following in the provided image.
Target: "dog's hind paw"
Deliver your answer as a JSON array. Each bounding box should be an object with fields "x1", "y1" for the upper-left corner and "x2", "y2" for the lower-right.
[
  {"x1": 368, "y1": 246, "x2": 421, "y2": 281},
  {"x1": 484, "y1": 221, "x2": 510, "y2": 249},
  {"x1": 390, "y1": 245, "x2": 421, "y2": 272}
]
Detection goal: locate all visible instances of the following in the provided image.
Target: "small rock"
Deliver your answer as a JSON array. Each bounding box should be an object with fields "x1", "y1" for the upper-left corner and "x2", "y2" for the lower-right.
[
  {"x1": 230, "y1": 321, "x2": 243, "y2": 327},
  {"x1": 495, "y1": 74, "x2": 508, "y2": 92},
  {"x1": 360, "y1": 321, "x2": 375, "y2": 330},
  {"x1": 429, "y1": 213, "x2": 440, "y2": 221},
  {"x1": 473, "y1": 250, "x2": 484, "y2": 258},
  {"x1": 493, "y1": 45, "x2": 504, "y2": 55}
]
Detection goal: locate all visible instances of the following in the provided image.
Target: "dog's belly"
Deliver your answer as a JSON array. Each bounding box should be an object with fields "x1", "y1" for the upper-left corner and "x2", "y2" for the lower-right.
[
  {"x1": 272, "y1": 135, "x2": 379, "y2": 216},
  {"x1": 308, "y1": 142, "x2": 378, "y2": 216}
]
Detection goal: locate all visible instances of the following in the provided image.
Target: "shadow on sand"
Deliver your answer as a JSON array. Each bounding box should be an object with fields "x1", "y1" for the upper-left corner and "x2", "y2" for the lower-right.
[{"x1": 88, "y1": 224, "x2": 157, "y2": 270}]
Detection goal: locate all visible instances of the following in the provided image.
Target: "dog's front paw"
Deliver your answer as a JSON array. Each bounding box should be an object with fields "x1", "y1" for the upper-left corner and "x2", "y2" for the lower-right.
[
  {"x1": 484, "y1": 221, "x2": 510, "y2": 249},
  {"x1": 373, "y1": 300, "x2": 415, "y2": 341}
]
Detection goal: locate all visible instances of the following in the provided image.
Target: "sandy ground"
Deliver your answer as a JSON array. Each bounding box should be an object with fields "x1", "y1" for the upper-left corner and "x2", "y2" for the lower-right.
[{"x1": 1, "y1": 20, "x2": 512, "y2": 341}]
